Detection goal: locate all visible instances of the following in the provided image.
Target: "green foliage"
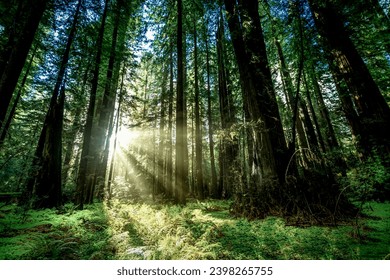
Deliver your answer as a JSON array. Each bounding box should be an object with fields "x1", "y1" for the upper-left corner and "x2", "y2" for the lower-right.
[
  {"x1": 106, "y1": 199, "x2": 390, "y2": 260},
  {"x1": 342, "y1": 155, "x2": 390, "y2": 202},
  {"x1": 110, "y1": 176, "x2": 142, "y2": 203},
  {"x1": 355, "y1": 202, "x2": 390, "y2": 259},
  {"x1": 0, "y1": 203, "x2": 114, "y2": 259},
  {"x1": 1, "y1": 200, "x2": 389, "y2": 259}
]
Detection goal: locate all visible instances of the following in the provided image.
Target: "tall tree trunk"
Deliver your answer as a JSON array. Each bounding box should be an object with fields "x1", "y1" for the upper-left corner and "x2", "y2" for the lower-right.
[
  {"x1": 308, "y1": 63, "x2": 339, "y2": 150},
  {"x1": 76, "y1": 0, "x2": 109, "y2": 208},
  {"x1": 216, "y1": 12, "x2": 239, "y2": 199},
  {"x1": 157, "y1": 64, "x2": 168, "y2": 195},
  {"x1": 25, "y1": 0, "x2": 81, "y2": 208},
  {"x1": 0, "y1": 45, "x2": 37, "y2": 146},
  {"x1": 32, "y1": 85, "x2": 65, "y2": 208},
  {"x1": 274, "y1": 38, "x2": 309, "y2": 154},
  {"x1": 166, "y1": 40, "x2": 174, "y2": 199},
  {"x1": 224, "y1": 0, "x2": 350, "y2": 219},
  {"x1": 107, "y1": 65, "x2": 126, "y2": 202},
  {"x1": 0, "y1": 0, "x2": 47, "y2": 132},
  {"x1": 205, "y1": 23, "x2": 218, "y2": 198},
  {"x1": 308, "y1": 0, "x2": 390, "y2": 158},
  {"x1": 193, "y1": 20, "x2": 204, "y2": 199},
  {"x1": 182, "y1": 29, "x2": 190, "y2": 200},
  {"x1": 62, "y1": 61, "x2": 92, "y2": 186},
  {"x1": 302, "y1": 72, "x2": 326, "y2": 153},
  {"x1": 175, "y1": 0, "x2": 186, "y2": 204},
  {"x1": 224, "y1": 0, "x2": 288, "y2": 183},
  {"x1": 93, "y1": 0, "x2": 126, "y2": 199}
]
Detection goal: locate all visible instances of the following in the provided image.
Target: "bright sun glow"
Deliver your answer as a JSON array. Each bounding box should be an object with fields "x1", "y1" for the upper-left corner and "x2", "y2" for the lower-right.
[{"x1": 115, "y1": 127, "x2": 142, "y2": 148}]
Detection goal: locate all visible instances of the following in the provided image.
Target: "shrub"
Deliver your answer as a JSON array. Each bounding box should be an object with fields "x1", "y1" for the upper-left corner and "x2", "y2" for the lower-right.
[{"x1": 343, "y1": 155, "x2": 390, "y2": 202}]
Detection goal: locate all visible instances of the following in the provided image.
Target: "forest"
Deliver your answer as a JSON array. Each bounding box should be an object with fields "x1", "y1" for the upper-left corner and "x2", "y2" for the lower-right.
[{"x1": 0, "y1": 0, "x2": 389, "y2": 260}]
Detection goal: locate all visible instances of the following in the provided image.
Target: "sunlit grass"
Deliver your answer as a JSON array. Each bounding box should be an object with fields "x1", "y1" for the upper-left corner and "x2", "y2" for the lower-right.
[
  {"x1": 1, "y1": 200, "x2": 389, "y2": 259},
  {"x1": 105, "y1": 199, "x2": 390, "y2": 260}
]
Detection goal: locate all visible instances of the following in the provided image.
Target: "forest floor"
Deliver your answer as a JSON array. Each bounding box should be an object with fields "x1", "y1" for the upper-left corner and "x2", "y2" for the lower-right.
[{"x1": 0, "y1": 199, "x2": 389, "y2": 260}]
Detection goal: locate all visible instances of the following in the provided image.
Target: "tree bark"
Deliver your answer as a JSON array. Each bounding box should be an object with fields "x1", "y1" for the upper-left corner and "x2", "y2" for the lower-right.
[
  {"x1": 308, "y1": 63, "x2": 339, "y2": 150},
  {"x1": 308, "y1": 0, "x2": 390, "y2": 158},
  {"x1": 25, "y1": 0, "x2": 82, "y2": 208},
  {"x1": 166, "y1": 40, "x2": 174, "y2": 199},
  {"x1": 175, "y1": 0, "x2": 186, "y2": 204},
  {"x1": 205, "y1": 23, "x2": 218, "y2": 198},
  {"x1": 223, "y1": 0, "x2": 352, "y2": 219},
  {"x1": 0, "y1": 0, "x2": 47, "y2": 132},
  {"x1": 216, "y1": 12, "x2": 239, "y2": 199},
  {"x1": 76, "y1": 0, "x2": 109, "y2": 208},
  {"x1": 0, "y1": 45, "x2": 37, "y2": 146},
  {"x1": 224, "y1": 0, "x2": 290, "y2": 217},
  {"x1": 157, "y1": 64, "x2": 168, "y2": 195},
  {"x1": 193, "y1": 20, "x2": 204, "y2": 199}
]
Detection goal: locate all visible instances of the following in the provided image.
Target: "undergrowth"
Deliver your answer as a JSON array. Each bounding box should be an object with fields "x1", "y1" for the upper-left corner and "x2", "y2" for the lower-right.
[
  {"x1": 0, "y1": 203, "x2": 114, "y2": 259},
  {"x1": 0, "y1": 199, "x2": 389, "y2": 260},
  {"x1": 106, "y1": 199, "x2": 390, "y2": 260}
]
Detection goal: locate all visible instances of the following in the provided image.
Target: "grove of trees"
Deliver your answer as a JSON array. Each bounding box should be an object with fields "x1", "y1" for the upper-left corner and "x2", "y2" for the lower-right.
[{"x1": 0, "y1": 0, "x2": 389, "y2": 222}]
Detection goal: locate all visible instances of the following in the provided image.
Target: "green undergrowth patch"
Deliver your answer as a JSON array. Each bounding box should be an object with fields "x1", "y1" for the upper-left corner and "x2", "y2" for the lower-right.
[
  {"x1": 106, "y1": 199, "x2": 390, "y2": 260},
  {"x1": 1, "y1": 200, "x2": 388, "y2": 259},
  {"x1": 0, "y1": 203, "x2": 114, "y2": 259},
  {"x1": 350, "y1": 202, "x2": 390, "y2": 259}
]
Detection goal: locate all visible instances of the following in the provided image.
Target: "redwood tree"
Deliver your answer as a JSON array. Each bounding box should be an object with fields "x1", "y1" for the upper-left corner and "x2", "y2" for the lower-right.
[
  {"x1": 224, "y1": 0, "x2": 350, "y2": 219},
  {"x1": 26, "y1": 0, "x2": 82, "y2": 208},
  {"x1": 175, "y1": 0, "x2": 187, "y2": 204},
  {"x1": 0, "y1": 0, "x2": 48, "y2": 133},
  {"x1": 308, "y1": 0, "x2": 390, "y2": 159}
]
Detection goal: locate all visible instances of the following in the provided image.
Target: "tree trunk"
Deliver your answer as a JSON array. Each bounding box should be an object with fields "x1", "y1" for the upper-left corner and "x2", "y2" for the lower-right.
[
  {"x1": 308, "y1": 0, "x2": 390, "y2": 158},
  {"x1": 205, "y1": 23, "x2": 218, "y2": 198},
  {"x1": 274, "y1": 38, "x2": 310, "y2": 156},
  {"x1": 62, "y1": 61, "x2": 92, "y2": 186},
  {"x1": 33, "y1": 86, "x2": 65, "y2": 208},
  {"x1": 216, "y1": 12, "x2": 239, "y2": 199},
  {"x1": 308, "y1": 63, "x2": 339, "y2": 150},
  {"x1": 224, "y1": 0, "x2": 350, "y2": 219},
  {"x1": 0, "y1": 45, "x2": 37, "y2": 146},
  {"x1": 93, "y1": 0, "x2": 129, "y2": 199},
  {"x1": 175, "y1": 0, "x2": 186, "y2": 204},
  {"x1": 157, "y1": 64, "x2": 168, "y2": 195},
  {"x1": 107, "y1": 66, "x2": 126, "y2": 201},
  {"x1": 166, "y1": 40, "x2": 174, "y2": 199},
  {"x1": 193, "y1": 20, "x2": 204, "y2": 199},
  {"x1": 0, "y1": 0, "x2": 47, "y2": 132},
  {"x1": 225, "y1": 0, "x2": 288, "y2": 182},
  {"x1": 25, "y1": 0, "x2": 81, "y2": 208},
  {"x1": 76, "y1": 0, "x2": 109, "y2": 208}
]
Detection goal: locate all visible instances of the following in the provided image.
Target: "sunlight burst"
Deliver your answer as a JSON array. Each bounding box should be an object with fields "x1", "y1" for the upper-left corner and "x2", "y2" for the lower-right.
[{"x1": 116, "y1": 127, "x2": 142, "y2": 148}]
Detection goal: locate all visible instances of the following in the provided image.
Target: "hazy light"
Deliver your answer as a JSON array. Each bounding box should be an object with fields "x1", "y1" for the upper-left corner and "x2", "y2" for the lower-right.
[{"x1": 116, "y1": 127, "x2": 142, "y2": 148}]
